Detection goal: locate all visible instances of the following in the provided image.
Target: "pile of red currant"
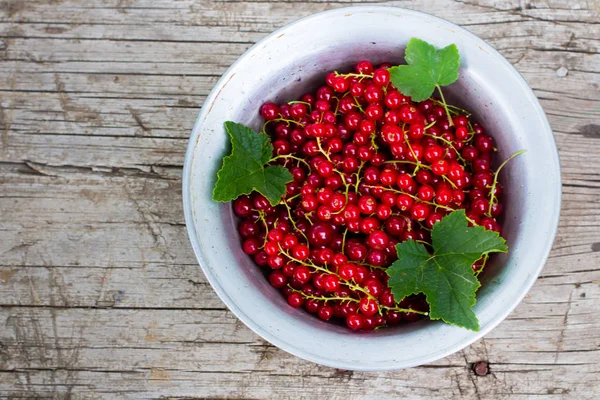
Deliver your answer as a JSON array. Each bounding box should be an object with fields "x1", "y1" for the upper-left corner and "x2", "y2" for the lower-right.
[{"x1": 233, "y1": 60, "x2": 503, "y2": 331}]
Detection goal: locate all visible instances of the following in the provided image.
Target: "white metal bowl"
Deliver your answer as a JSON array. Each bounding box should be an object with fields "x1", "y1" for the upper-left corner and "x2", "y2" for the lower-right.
[{"x1": 182, "y1": 6, "x2": 561, "y2": 370}]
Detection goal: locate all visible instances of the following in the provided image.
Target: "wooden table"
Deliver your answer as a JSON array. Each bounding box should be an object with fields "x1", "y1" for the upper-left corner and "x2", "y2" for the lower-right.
[{"x1": 1, "y1": 1, "x2": 599, "y2": 398}]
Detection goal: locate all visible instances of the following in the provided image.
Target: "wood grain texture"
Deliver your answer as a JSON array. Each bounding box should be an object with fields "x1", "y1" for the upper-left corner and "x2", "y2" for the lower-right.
[{"x1": 1, "y1": 0, "x2": 599, "y2": 398}]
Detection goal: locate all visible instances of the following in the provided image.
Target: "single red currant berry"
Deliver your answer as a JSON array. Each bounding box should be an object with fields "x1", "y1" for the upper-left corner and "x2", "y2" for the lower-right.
[
  {"x1": 329, "y1": 193, "x2": 346, "y2": 212},
  {"x1": 473, "y1": 158, "x2": 491, "y2": 174},
  {"x1": 305, "y1": 299, "x2": 320, "y2": 313},
  {"x1": 366, "y1": 249, "x2": 386, "y2": 267},
  {"x1": 316, "y1": 160, "x2": 335, "y2": 177},
  {"x1": 281, "y1": 234, "x2": 299, "y2": 250},
  {"x1": 346, "y1": 313, "x2": 365, "y2": 330},
  {"x1": 293, "y1": 265, "x2": 312, "y2": 285},
  {"x1": 253, "y1": 194, "x2": 270, "y2": 211},
  {"x1": 453, "y1": 189, "x2": 466, "y2": 205},
  {"x1": 360, "y1": 217, "x2": 380, "y2": 235},
  {"x1": 490, "y1": 202, "x2": 503, "y2": 217},
  {"x1": 399, "y1": 104, "x2": 419, "y2": 124},
  {"x1": 242, "y1": 238, "x2": 260, "y2": 255},
  {"x1": 365, "y1": 103, "x2": 384, "y2": 120},
  {"x1": 353, "y1": 265, "x2": 368, "y2": 284},
  {"x1": 325, "y1": 72, "x2": 337, "y2": 87},
  {"x1": 385, "y1": 215, "x2": 407, "y2": 236},
  {"x1": 381, "y1": 192, "x2": 397, "y2": 207},
  {"x1": 289, "y1": 102, "x2": 308, "y2": 119},
  {"x1": 384, "y1": 90, "x2": 402, "y2": 109},
  {"x1": 267, "y1": 254, "x2": 285, "y2": 269},
  {"x1": 301, "y1": 194, "x2": 318, "y2": 212},
  {"x1": 339, "y1": 263, "x2": 356, "y2": 280},
  {"x1": 316, "y1": 186, "x2": 334, "y2": 204},
  {"x1": 431, "y1": 159, "x2": 449, "y2": 176},
  {"x1": 448, "y1": 162, "x2": 465, "y2": 181},
  {"x1": 264, "y1": 241, "x2": 279, "y2": 256},
  {"x1": 471, "y1": 198, "x2": 490, "y2": 215},
  {"x1": 358, "y1": 195, "x2": 377, "y2": 214},
  {"x1": 292, "y1": 244, "x2": 310, "y2": 261},
  {"x1": 342, "y1": 204, "x2": 360, "y2": 222},
  {"x1": 417, "y1": 185, "x2": 435, "y2": 202},
  {"x1": 386, "y1": 311, "x2": 403, "y2": 325},
  {"x1": 359, "y1": 297, "x2": 379, "y2": 317},
  {"x1": 269, "y1": 271, "x2": 287, "y2": 288},
  {"x1": 254, "y1": 251, "x2": 268, "y2": 266},
  {"x1": 455, "y1": 125, "x2": 470, "y2": 141},
  {"x1": 355, "y1": 60, "x2": 374, "y2": 75},
  {"x1": 287, "y1": 292, "x2": 304, "y2": 308},
  {"x1": 396, "y1": 173, "x2": 415, "y2": 192},
  {"x1": 385, "y1": 110, "x2": 401, "y2": 125},
  {"x1": 411, "y1": 203, "x2": 431, "y2": 221},
  {"x1": 323, "y1": 274, "x2": 340, "y2": 292},
  {"x1": 260, "y1": 102, "x2": 279, "y2": 120},
  {"x1": 376, "y1": 204, "x2": 392, "y2": 220},
  {"x1": 350, "y1": 82, "x2": 365, "y2": 97},
  {"x1": 436, "y1": 188, "x2": 453, "y2": 206},
  {"x1": 316, "y1": 205, "x2": 333, "y2": 221},
  {"x1": 396, "y1": 194, "x2": 414, "y2": 211},
  {"x1": 308, "y1": 222, "x2": 333, "y2": 247},
  {"x1": 474, "y1": 172, "x2": 493, "y2": 190},
  {"x1": 373, "y1": 68, "x2": 390, "y2": 86},
  {"x1": 367, "y1": 230, "x2": 389, "y2": 250},
  {"x1": 462, "y1": 145, "x2": 479, "y2": 161},
  {"x1": 233, "y1": 196, "x2": 253, "y2": 217},
  {"x1": 481, "y1": 217, "x2": 501, "y2": 232},
  {"x1": 318, "y1": 305, "x2": 334, "y2": 321},
  {"x1": 364, "y1": 278, "x2": 384, "y2": 297},
  {"x1": 426, "y1": 212, "x2": 443, "y2": 229},
  {"x1": 415, "y1": 170, "x2": 432, "y2": 185},
  {"x1": 364, "y1": 85, "x2": 383, "y2": 103},
  {"x1": 380, "y1": 169, "x2": 397, "y2": 186},
  {"x1": 379, "y1": 289, "x2": 396, "y2": 307},
  {"x1": 267, "y1": 228, "x2": 283, "y2": 243},
  {"x1": 408, "y1": 123, "x2": 425, "y2": 140},
  {"x1": 363, "y1": 166, "x2": 380, "y2": 185},
  {"x1": 332, "y1": 76, "x2": 350, "y2": 93},
  {"x1": 282, "y1": 262, "x2": 296, "y2": 277},
  {"x1": 453, "y1": 115, "x2": 469, "y2": 127},
  {"x1": 347, "y1": 242, "x2": 368, "y2": 262},
  {"x1": 475, "y1": 135, "x2": 494, "y2": 153},
  {"x1": 238, "y1": 220, "x2": 260, "y2": 239},
  {"x1": 357, "y1": 145, "x2": 373, "y2": 162},
  {"x1": 371, "y1": 153, "x2": 386, "y2": 166}
]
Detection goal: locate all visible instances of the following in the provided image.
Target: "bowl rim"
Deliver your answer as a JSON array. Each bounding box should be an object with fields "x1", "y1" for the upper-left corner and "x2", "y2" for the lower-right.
[{"x1": 182, "y1": 5, "x2": 562, "y2": 370}]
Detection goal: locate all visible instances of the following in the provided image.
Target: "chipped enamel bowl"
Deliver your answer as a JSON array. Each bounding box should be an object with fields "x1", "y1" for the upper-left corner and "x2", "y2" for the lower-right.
[{"x1": 182, "y1": 6, "x2": 561, "y2": 370}]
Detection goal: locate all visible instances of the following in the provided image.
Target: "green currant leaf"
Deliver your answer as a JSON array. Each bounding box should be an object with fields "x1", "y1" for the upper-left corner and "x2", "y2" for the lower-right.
[
  {"x1": 387, "y1": 210, "x2": 507, "y2": 331},
  {"x1": 212, "y1": 121, "x2": 293, "y2": 206},
  {"x1": 388, "y1": 38, "x2": 460, "y2": 102}
]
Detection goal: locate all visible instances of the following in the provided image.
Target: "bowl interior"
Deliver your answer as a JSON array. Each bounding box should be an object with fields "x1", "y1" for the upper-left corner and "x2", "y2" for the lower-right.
[{"x1": 183, "y1": 7, "x2": 561, "y2": 370}]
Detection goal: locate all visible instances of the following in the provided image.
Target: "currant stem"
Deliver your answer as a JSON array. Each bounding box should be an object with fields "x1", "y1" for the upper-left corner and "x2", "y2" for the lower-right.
[
  {"x1": 475, "y1": 253, "x2": 489, "y2": 278},
  {"x1": 382, "y1": 160, "x2": 457, "y2": 189},
  {"x1": 487, "y1": 149, "x2": 526, "y2": 216},
  {"x1": 334, "y1": 71, "x2": 374, "y2": 80},
  {"x1": 279, "y1": 248, "x2": 379, "y2": 302},
  {"x1": 281, "y1": 198, "x2": 309, "y2": 242},
  {"x1": 424, "y1": 133, "x2": 466, "y2": 164},
  {"x1": 430, "y1": 98, "x2": 471, "y2": 117},
  {"x1": 271, "y1": 154, "x2": 311, "y2": 169},
  {"x1": 435, "y1": 85, "x2": 454, "y2": 127},
  {"x1": 287, "y1": 287, "x2": 428, "y2": 316},
  {"x1": 363, "y1": 185, "x2": 454, "y2": 213}
]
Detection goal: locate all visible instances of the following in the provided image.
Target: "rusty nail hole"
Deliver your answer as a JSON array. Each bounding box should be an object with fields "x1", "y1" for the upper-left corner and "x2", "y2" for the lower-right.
[{"x1": 472, "y1": 361, "x2": 489, "y2": 376}]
